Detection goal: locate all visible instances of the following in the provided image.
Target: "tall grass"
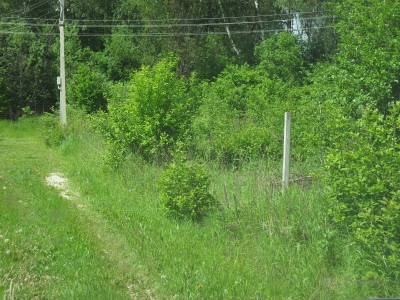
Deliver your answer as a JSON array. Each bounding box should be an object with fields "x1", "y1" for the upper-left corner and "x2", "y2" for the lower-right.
[
  {"x1": 55, "y1": 113, "x2": 390, "y2": 299},
  {"x1": 1, "y1": 115, "x2": 397, "y2": 299},
  {"x1": 0, "y1": 119, "x2": 128, "y2": 299}
]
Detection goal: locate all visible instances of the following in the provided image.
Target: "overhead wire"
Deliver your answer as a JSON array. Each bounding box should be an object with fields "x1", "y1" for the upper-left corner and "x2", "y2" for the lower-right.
[
  {"x1": 74, "y1": 26, "x2": 337, "y2": 37},
  {"x1": 4, "y1": 0, "x2": 51, "y2": 18},
  {"x1": 65, "y1": 10, "x2": 332, "y2": 23},
  {"x1": 33, "y1": 4, "x2": 58, "y2": 20},
  {"x1": 0, "y1": 25, "x2": 336, "y2": 37},
  {"x1": 26, "y1": 0, "x2": 52, "y2": 13},
  {"x1": 0, "y1": 7, "x2": 336, "y2": 40},
  {"x1": 0, "y1": 15, "x2": 335, "y2": 29},
  {"x1": 0, "y1": 10, "x2": 331, "y2": 24},
  {"x1": 34, "y1": 10, "x2": 58, "y2": 21},
  {"x1": 2, "y1": 1, "x2": 44, "y2": 17},
  {"x1": 0, "y1": 16, "x2": 59, "y2": 21}
]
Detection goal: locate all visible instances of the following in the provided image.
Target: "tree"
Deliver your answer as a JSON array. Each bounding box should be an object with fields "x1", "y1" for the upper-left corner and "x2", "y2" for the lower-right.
[
  {"x1": 307, "y1": 0, "x2": 400, "y2": 116},
  {"x1": 0, "y1": 24, "x2": 57, "y2": 119}
]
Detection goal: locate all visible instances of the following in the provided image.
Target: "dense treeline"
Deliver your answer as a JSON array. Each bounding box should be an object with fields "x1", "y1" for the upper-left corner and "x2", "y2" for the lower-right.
[
  {"x1": 2, "y1": 0, "x2": 400, "y2": 287},
  {"x1": 0, "y1": 0, "x2": 332, "y2": 118}
]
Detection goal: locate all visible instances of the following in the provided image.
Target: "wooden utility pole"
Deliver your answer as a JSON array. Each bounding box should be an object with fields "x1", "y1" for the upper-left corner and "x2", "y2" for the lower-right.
[
  {"x1": 59, "y1": 0, "x2": 67, "y2": 126},
  {"x1": 282, "y1": 112, "x2": 291, "y2": 189}
]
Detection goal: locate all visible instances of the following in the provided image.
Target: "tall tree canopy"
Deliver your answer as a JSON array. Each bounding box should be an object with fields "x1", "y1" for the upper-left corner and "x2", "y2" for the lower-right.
[{"x1": 0, "y1": 0, "x2": 334, "y2": 118}]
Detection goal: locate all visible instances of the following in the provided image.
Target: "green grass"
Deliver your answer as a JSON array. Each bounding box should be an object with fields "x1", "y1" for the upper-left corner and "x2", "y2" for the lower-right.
[
  {"x1": 0, "y1": 119, "x2": 130, "y2": 299},
  {"x1": 0, "y1": 116, "x2": 397, "y2": 299}
]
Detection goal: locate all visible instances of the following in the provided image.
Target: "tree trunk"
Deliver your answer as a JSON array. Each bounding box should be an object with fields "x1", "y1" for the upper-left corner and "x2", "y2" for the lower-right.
[{"x1": 217, "y1": 0, "x2": 240, "y2": 56}]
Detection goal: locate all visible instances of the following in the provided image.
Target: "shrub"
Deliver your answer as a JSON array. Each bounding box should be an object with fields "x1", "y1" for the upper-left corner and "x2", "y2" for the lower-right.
[
  {"x1": 68, "y1": 64, "x2": 108, "y2": 113},
  {"x1": 193, "y1": 64, "x2": 291, "y2": 165},
  {"x1": 100, "y1": 58, "x2": 200, "y2": 164},
  {"x1": 255, "y1": 32, "x2": 305, "y2": 83},
  {"x1": 42, "y1": 112, "x2": 67, "y2": 147},
  {"x1": 326, "y1": 103, "x2": 400, "y2": 280},
  {"x1": 158, "y1": 161, "x2": 216, "y2": 220},
  {"x1": 305, "y1": 0, "x2": 400, "y2": 117}
]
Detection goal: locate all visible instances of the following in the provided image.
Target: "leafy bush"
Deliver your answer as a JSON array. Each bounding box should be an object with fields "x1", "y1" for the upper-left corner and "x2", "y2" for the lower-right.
[
  {"x1": 305, "y1": 0, "x2": 400, "y2": 117},
  {"x1": 326, "y1": 103, "x2": 400, "y2": 280},
  {"x1": 99, "y1": 58, "x2": 200, "y2": 164},
  {"x1": 193, "y1": 64, "x2": 292, "y2": 165},
  {"x1": 255, "y1": 32, "x2": 305, "y2": 83},
  {"x1": 42, "y1": 113, "x2": 67, "y2": 147},
  {"x1": 159, "y1": 161, "x2": 216, "y2": 220},
  {"x1": 68, "y1": 64, "x2": 108, "y2": 113}
]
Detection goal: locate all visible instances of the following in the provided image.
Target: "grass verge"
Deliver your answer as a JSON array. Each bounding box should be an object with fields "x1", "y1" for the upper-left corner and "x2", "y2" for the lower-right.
[{"x1": 0, "y1": 116, "x2": 397, "y2": 299}]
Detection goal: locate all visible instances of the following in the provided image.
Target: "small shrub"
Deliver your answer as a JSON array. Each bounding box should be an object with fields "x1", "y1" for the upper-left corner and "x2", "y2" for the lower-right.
[
  {"x1": 255, "y1": 32, "x2": 305, "y2": 83},
  {"x1": 68, "y1": 64, "x2": 108, "y2": 113},
  {"x1": 42, "y1": 113, "x2": 67, "y2": 147},
  {"x1": 100, "y1": 58, "x2": 200, "y2": 164},
  {"x1": 159, "y1": 161, "x2": 216, "y2": 220},
  {"x1": 326, "y1": 103, "x2": 400, "y2": 280},
  {"x1": 193, "y1": 64, "x2": 288, "y2": 165},
  {"x1": 210, "y1": 125, "x2": 273, "y2": 165}
]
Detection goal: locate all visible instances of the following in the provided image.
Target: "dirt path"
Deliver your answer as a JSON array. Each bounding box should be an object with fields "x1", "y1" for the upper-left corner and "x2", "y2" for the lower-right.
[{"x1": 45, "y1": 172, "x2": 156, "y2": 300}]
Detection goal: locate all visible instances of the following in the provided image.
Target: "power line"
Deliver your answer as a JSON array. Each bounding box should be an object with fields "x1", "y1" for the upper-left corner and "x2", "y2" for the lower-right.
[
  {"x1": 0, "y1": 16, "x2": 58, "y2": 21},
  {"x1": 0, "y1": 25, "x2": 336, "y2": 37},
  {"x1": 33, "y1": 5, "x2": 57, "y2": 20},
  {"x1": 0, "y1": 15, "x2": 335, "y2": 29},
  {"x1": 36, "y1": 11, "x2": 57, "y2": 20},
  {"x1": 78, "y1": 26, "x2": 336, "y2": 37},
  {"x1": 4, "y1": 0, "x2": 52, "y2": 18},
  {"x1": 65, "y1": 10, "x2": 331, "y2": 23},
  {"x1": 72, "y1": 15, "x2": 335, "y2": 28},
  {"x1": 4, "y1": 0, "x2": 48, "y2": 16},
  {"x1": 75, "y1": 26, "x2": 336, "y2": 37},
  {"x1": 0, "y1": 10, "x2": 331, "y2": 24},
  {"x1": 0, "y1": 22, "x2": 57, "y2": 28},
  {"x1": 26, "y1": 0, "x2": 52, "y2": 13}
]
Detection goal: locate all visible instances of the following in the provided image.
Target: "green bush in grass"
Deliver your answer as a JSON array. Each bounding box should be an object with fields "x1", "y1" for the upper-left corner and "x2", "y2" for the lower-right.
[
  {"x1": 193, "y1": 63, "x2": 301, "y2": 165},
  {"x1": 99, "y1": 58, "x2": 200, "y2": 165},
  {"x1": 326, "y1": 103, "x2": 400, "y2": 280},
  {"x1": 255, "y1": 32, "x2": 305, "y2": 84},
  {"x1": 159, "y1": 161, "x2": 215, "y2": 220},
  {"x1": 42, "y1": 113, "x2": 67, "y2": 147}
]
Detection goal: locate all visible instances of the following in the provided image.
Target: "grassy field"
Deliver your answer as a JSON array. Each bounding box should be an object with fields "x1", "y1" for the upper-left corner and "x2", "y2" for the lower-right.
[{"x1": 0, "y1": 116, "x2": 393, "y2": 299}]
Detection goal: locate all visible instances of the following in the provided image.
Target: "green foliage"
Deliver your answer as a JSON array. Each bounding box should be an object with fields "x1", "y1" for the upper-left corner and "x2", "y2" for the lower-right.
[
  {"x1": 159, "y1": 160, "x2": 215, "y2": 220},
  {"x1": 99, "y1": 58, "x2": 200, "y2": 164},
  {"x1": 310, "y1": 0, "x2": 400, "y2": 116},
  {"x1": 7, "y1": 117, "x2": 393, "y2": 299},
  {"x1": 102, "y1": 29, "x2": 141, "y2": 81},
  {"x1": 68, "y1": 64, "x2": 108, "y2": 113},
  {"x1": 41, "y1": 108, "x2": 89, "y2": 147},
  {"x1": 0, "y1": 24, "x2": 57, "y2": 119},
  {"x1": 326, "y1": 104, "x2": 400, "y2": 280},
  {"x1": 41, "y1": 113, "x2": 67, "y2": 147},
  {"x1": 255, "y1": 32, "x2": 305, "y2": 83},
  {"x1": 193, "y1": 63, "x2": 297, "y2": 165},
  {"x1": 181, "y1": 35, "x2": 235, "y2": 79},
  {"x1": 194, "y1": 64, "x2": 261, "y2": 164}
]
